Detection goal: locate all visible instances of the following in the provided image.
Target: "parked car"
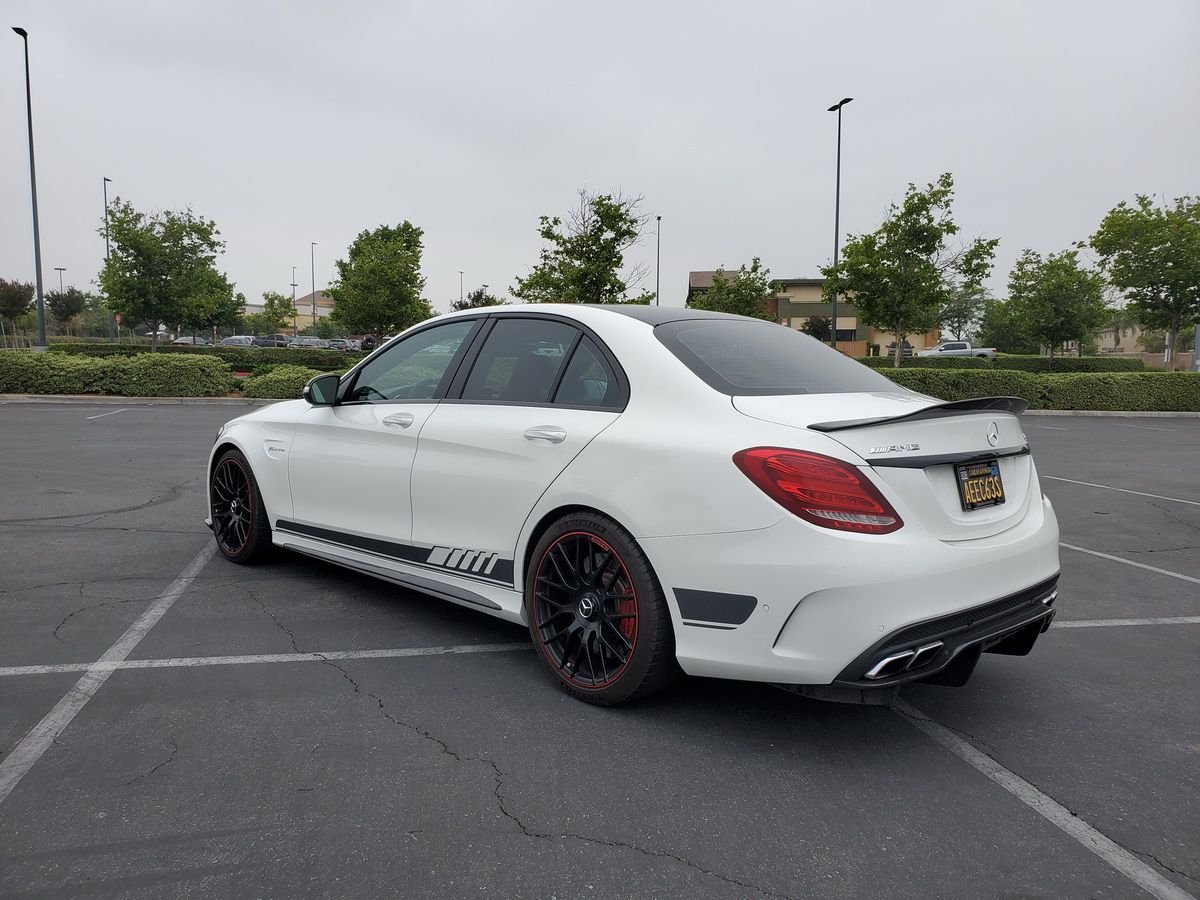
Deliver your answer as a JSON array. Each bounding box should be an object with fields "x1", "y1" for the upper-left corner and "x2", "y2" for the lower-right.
[
  {"x1": 208, "y1": 305, "x2": 1060, "y2": 707},
  {"x1": 918, "y1": 341, "x2": 998, "y2": 359},
  {"x1": 288, "y1": 337, "x2": 331, "y2": 350},
  {"x1": 253, "y1": 334, "x2": 292, "y2": 348},
  {"x1": 885, "y1": 340, "x2": 913, "y2": 358},
  {"x1": 327, "y1": 338, "x2": 354, "y2": 352},
  {"x1": 171, "y1": 336, "x2": 208, "y2": 345},
  {"x1": 219, "y1": 335, "x2": 255, "y2": 347}
]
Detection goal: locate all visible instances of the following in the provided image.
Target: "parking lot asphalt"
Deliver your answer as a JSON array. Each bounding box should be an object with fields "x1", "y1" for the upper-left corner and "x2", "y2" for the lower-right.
[{"x1": 0, "y1": 402, "x2": 1197, "y2": 899}]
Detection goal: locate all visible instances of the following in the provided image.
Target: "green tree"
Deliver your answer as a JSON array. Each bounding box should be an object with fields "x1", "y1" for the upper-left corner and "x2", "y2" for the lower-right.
[
  {"x1": 451, "y1": 287, "x2": 506, "y2": 312},
  {"x1": 1007, "y1": 249, "x2": 1107, "y2": 359},
  {"x1": 976, "y1": 298, "x2": 1040, "y2": 354},
  {"x1": 46, "y1": 287, "x2": 89, "y2": 336},
  {"x1": 798, "y1": 315, "x2": 832, "y2": 341},
  {"x1": 822, "y1": 173, "x2": 998, "y2": 367},
  {"x1": 179, "y1": 278, "x2": 239, "y2": 339},
  {"x1": 1088, "y1": 195, "x2": 1200, "y2": 370},
  {"x1": 512, "y1": 190, "x2": 653, "y2": 304},
  {"x1": 328, "y1": 222, "x2": 432, "y2": 336},
  {"x1": 0, "y1": 279, "x2": 35, "y2": 345},
  {"x1": 688, "y1": 258, "x2": 778, "y2": 321},
  {"x1": 243, "y1": 290, "x2": 297, "y2": 335},
  {"x1": 99, "y1": 199, "x2": 233, "y2": 350},
  {"x1": 939, "y1": 284, "x2": 988, "y2": 341}
]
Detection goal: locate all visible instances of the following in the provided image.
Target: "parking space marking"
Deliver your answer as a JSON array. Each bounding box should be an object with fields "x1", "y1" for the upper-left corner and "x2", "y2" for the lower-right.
[
  {"x1": 1055, "y1": 616, "x2": 1200, "y2": 629},
  {"x1": 1061, "y1": 542, "x2": 1200, "y2": 586},
  {"x1": 84, "y1": 408, "x2": 130, "y2": 420},
  {"x1": 1026, "y1": 423, "x2": 1069, "y2": 430},
  {"x1": 895, "y1": 700, "x2": 1196, "y2": 900},
  {"x1": 0, "y1": 642, "x2": 532, "y2": 678},
  {"x1": 1044, "y1": 476, "x2": 1200, "y2": 507},
  {"x1": 1115, "y1": 423, "x2": 1176, "y2": 432},
  {"x1": 0, "y1": 543, "x2": 216, "y2": 807}
]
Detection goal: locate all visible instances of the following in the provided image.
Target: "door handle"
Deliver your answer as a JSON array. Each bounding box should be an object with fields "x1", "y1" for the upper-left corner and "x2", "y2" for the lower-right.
[
  {"x1": 524, "y1": 426, "x2": 567, "y2": 444},
  {"x1": 382, "y1": 412, "x2": 415, "y2": 428}
]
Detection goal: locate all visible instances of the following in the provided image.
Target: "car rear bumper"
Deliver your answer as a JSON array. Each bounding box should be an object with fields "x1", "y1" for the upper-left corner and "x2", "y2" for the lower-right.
[{"x1": 639, "y1": 493, "x2": 1060, "y2": 687}]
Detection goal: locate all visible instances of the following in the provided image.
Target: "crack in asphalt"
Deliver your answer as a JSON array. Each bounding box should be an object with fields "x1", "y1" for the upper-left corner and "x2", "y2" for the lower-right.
[
  {"x1": 248, "y1": 596, "x2": 783, "y2": 898},
  {"x1": 0, "y1": 475, "x2": 201, "y2": 525},
  {"x1": 1151, "y1": 501, "x2": 1200, "y2": 532},
  {"x1": 0, "y1": 521, "x2": 210, "y2": 537},
  {"x1": 51, "y1": 594, "x2": 144, "y2": 646},
  {"x1": 125, "y1": 735, "x2": 179, "y2": 786}
]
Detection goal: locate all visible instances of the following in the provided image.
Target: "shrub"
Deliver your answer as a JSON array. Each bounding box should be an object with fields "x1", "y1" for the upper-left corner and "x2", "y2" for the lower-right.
[
  {"x1": 879, "y1": 369, "x2": 1044, "y2": 408},
  {"x1": 241, "y1": 365, "x2": 326, "y2": 399},
  {"x1": 1040, "y1": 372, "x2": 1200, "y2": 412},
  {"x1": 857, "y1": 355, "x2": 993, "y2": 369},
  {"x1": 992, "y1": 355, "x2": 1145, "y2": 372},
  {"x1": 0, "y1": 351, "x2": 231, "y2": 396},
  {"x1": 47, "y1": 343, "x2": 361, "y2": 371}
]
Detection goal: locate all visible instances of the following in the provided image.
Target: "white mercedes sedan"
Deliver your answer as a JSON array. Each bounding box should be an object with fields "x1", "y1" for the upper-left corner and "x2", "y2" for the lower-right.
[{"x1": 206, "y1": 305, "x2": 1060, "y2": 706}]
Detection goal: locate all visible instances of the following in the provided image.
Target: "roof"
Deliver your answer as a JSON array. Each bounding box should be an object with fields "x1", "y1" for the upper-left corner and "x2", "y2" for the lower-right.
[
  {"x1": 296, "y1": 291, "x2": 335, "y2": 307},
  {"x1": 687, "y1": 271, "x2": 824, "y2": 295}
]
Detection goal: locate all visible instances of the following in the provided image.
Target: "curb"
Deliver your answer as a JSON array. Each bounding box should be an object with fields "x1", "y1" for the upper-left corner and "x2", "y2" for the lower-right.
[
  {"x1": 0, "y1": 394, "x2": 280, "y2": 407},
  {"x1": 1023, "y1": 409, "x2": 1200, "y2": 418}
]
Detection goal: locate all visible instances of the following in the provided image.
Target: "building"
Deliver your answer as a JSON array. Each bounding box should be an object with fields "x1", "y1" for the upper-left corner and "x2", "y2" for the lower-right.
[
  {"x1": 239, "y1": 290, "x2": 334, "y2": 335},
  {"x1": 686, "y1": 271, "x2": 940, "y2": 357}
]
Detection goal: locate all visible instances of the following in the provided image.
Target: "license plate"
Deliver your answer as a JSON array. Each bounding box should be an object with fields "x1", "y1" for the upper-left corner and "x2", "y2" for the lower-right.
[{"x1": 955, "y1": 459, "x2": 1005, "y2": 511}]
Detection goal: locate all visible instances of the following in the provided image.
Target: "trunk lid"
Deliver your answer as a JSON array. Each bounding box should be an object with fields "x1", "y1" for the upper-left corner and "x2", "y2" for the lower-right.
[{"x1": 733, "y1": 392, "x2": 1035, "y2": 541}]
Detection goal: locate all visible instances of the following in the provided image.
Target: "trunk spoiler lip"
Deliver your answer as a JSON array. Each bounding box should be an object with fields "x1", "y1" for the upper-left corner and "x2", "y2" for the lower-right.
[{"x1": 807, "y1": 396, "x2": 1029, "y2": 433}]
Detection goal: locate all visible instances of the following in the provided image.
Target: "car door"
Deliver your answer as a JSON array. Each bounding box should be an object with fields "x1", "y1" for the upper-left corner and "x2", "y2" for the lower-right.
[
  {"x1": 282, "y1": 318, "x2": 482, "y2": 558},
  {"x1": 409, "y1": 317, "x2": 626, "y2": 588}
]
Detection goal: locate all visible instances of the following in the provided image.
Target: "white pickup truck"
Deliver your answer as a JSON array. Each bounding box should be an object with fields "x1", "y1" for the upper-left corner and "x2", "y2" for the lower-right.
[{"x1": 917, "y1": 340, "x2": 997, "y2": 358}]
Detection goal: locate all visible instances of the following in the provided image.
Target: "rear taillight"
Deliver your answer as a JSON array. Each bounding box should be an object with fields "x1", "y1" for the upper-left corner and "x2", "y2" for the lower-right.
[{"x1": 733, "y1": 447, "x2": 903, "y2": 535}]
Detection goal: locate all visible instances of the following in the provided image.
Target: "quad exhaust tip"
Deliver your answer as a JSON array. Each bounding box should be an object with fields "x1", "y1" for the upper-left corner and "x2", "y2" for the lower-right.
[{"x1": 864, "y1": 641, "x2": 945, "y2": 680}]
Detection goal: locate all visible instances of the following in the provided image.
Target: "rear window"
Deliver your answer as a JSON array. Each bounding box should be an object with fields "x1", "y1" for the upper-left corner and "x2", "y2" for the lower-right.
[{"x1": 655, "y1": 319, "x2": 897, "y2": 396}]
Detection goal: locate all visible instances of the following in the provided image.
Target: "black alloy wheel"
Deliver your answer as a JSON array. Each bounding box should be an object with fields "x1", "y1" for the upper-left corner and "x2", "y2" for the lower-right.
[
  {"x1": 209, "y1": 448, "x2": 272, "y2": 564},
  {"x1": 527, "y1": 512, "x2": 678, "y2": 705}
]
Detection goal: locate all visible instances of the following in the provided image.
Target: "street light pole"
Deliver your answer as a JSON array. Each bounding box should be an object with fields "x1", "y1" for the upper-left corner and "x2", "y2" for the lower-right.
[
  {"x1": 827, "y1": 97, "x2": 853, "y2": 350},
  {"x1": 54, "y1": 267, "x2": 65, "y2": 292},
  {"x1": 13, "y1": 27, "x2": 47, "y2": 347},
  {"x1": 458, "y1": 270, "x2": 464, "y2": 305},
  {"x1": 655, "y1": 215, "x2": 662, "y2": 306},
  {"x1": 310, "y1": 243, "x2": 318, "y2": 334},
  {"x1": 103, "y1": 177, "x2": 112, "y2": 260},
  {"x1": 291, "y1": 266, "x2": 298, "y2": 335}
]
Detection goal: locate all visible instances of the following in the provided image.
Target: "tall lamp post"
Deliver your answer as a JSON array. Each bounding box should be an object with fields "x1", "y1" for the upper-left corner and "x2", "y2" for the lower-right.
[
  {"x1": 103, "y1": 177, "x2": 113, "y2": 339},
  {"x1": 458, "y1": 270, "x2": 464, "y2": 305},
  {"x1": 13, "y1": 27, "x2": 47, "y2": 347},
  {"x1": 827, "y1": 96, "x2": 853, "y2": 350},
  {"x1": 310, "y1": 243, "x2": 318, "y2": 334},
  {"x1": 54, "y1": 267, "x2": 65, "y2": 292},
  {"x1": 655, "y1": 215, "x2": 662, "y2": 306},
  {"x1": 290, "y1": 266, "x2": 298, "y2": 335}
]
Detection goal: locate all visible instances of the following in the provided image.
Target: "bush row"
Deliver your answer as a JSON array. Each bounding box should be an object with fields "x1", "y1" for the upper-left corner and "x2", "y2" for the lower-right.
[
  {"x1": 47, "y1": 342, "x2": 361, "y2": 371},
  {"x1": 857, "y1": 355, "x2": 1144, "y2": 372},
  {"x1": 880, "y1": 369, "x2": 1200, "y2": 412},
  {"x1": 241, "y1": 365, "x2": 328, "y2": 399},
  {"x1": 0, "y1": 352, "x2": 232, "y2": 397}
]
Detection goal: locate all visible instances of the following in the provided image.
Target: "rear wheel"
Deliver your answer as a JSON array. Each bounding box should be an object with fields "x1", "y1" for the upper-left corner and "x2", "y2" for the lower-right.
[
  {"x1": 526, "y1": 511, "x2": 678, "y2": 705},
  {"x1": 209, "y1": 449, "x2": 272, "y2": 564}
]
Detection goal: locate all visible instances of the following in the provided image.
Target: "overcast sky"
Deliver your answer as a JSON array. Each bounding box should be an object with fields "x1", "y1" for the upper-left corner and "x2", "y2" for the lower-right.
[{"x1": 3, "y1": 0, "x2": 1197, "y2": 314}]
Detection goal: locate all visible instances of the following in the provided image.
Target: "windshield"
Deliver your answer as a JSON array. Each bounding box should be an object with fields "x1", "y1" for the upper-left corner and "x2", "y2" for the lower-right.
[{"x1": 655, "y1": 319, "x2": 899, "y2": 396}]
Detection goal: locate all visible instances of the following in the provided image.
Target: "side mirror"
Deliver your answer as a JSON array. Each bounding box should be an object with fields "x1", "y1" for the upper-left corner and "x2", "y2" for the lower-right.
[{"x1": 303, "y1": 373, "x2": 340, "y2": 406}]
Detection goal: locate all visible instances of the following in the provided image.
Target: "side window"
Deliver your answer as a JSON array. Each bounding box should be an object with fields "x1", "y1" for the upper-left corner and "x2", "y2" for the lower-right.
[
  {"x1": 461, "y1": 319, "x2": 578, "y2": 403},
  {"x1": 348, "y1": 320, "x2": 475, "y2": 402},
  {"x1": 554, "y1": 338, "x2": 619, "y2": 408}
]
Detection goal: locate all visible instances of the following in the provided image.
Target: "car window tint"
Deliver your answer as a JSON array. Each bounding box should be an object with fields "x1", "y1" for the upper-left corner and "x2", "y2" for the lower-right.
[
  {"x1": 554, "y1": 337, "x2": 618, "y2": 408},
  {"x1": 656, "y1": 319, "x2": 897, "y2": 396},
  {"x1": 462, "y1": 319, "x2": 578, "y2": 403},
  {"x1": 349, "y1": 320, "x2": 475, "y2": 402}
]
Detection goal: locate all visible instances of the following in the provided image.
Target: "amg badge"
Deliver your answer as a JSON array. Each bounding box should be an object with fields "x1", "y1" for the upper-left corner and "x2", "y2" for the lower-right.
[{"x1": 868, "y1": 443, "x2": 920, "y2": 454}]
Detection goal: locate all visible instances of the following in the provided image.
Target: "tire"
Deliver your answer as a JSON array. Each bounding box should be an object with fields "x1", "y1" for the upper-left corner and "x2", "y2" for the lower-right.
[
  {"x1": 209, "y1": 448, "x2": 273, "y2": 564},
  {"x1": 525, "y1": 511, "x2": 679, "y2": 706}
]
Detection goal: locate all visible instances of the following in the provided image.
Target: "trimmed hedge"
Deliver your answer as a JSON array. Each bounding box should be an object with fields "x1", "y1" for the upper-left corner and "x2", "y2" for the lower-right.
[
  {"x1": 879, "y1": 369, "x2": 1044, "y2": 408},
  {"x1": 878, "y1": 368, "x2": 1200, "y2": 412},
  {"x1": 241, "y1": 365, "x2": 326, "y2": 399},
  {"x1": 992, "y1": 355, "x2": 1145, "y2": 373},
  {"x1": 0, "y1": 352, "x2": 232, "y2": 397},
  {"x1": 857, "y1": 356, "x2": 992, "y2": 369},
  {"x1": 47, "y1": 342, "x2": 361, "y2": 371}
]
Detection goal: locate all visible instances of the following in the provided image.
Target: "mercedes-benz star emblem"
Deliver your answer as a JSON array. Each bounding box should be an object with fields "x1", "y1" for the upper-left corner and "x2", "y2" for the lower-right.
[
  {"x1": 986, "y1": 421, "x2": 1000, "y2": 447},
  {"x1": 578, "y1": 595, "x2": 597, "y2": 618}
]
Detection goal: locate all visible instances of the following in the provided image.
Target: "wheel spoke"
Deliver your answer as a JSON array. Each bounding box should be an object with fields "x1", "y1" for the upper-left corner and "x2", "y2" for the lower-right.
[
  {"x1": 548, "y1": 545, "x2": 579, "y2": 590},
  {"x1": 602, "y1": 619, "x2": 633, "y2": 652}
]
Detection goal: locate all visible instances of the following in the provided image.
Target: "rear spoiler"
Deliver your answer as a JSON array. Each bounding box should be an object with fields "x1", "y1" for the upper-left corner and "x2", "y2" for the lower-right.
[{"x1": 808, "y1": 396, "x2": 1029, "y2": 433}]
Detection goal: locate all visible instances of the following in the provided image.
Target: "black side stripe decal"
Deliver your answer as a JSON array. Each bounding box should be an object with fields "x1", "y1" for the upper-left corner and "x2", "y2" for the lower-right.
[{"x1": 275, "y1": 519, "x2": 515, "y2": 587}]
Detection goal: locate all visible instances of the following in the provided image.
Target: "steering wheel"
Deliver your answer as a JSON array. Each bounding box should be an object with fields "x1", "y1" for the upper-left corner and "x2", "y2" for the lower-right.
[{"x1": 356, "y1": 385, "x2": 389, "y2": 401}]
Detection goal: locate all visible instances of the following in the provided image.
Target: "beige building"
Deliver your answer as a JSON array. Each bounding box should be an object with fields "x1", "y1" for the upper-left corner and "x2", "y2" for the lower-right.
[
  {"x1": 687, "y1": 272, "x2": 940, "y2": 357},
  {"x1": 240, "y1": 290, "x2": 333, "y2": 335}
]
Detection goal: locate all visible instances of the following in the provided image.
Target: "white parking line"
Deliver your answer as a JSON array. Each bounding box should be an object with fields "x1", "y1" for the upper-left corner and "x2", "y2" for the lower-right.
[
  {"x1": 1043, "y1": 476, "x2": 1200, "y2": 507},
  {"x1": 0, "y1": 543, "x2": 216, "y2": 806},
  {"x1": 85, "y1": 408, "x2": 130, "y2": 420},
  {"x1": 1060, "y1": 542, "x2": 1200, "y2": 586},
  {"x1": 1115, "y1": 423, "x2": 1175, "y2": 432},
  {"x1": 1026, "y1": 423, "x2": 1069, "y2": 430},
  {"x1": 0, "y1": 642, "x2": 533, "y2": 678},
  {"x1": 1054, "y1": 616, "x2": 1200, "y2": 629},
  {"x1": 895, "y1": 700, "x2": 1196, "y2": 900}
]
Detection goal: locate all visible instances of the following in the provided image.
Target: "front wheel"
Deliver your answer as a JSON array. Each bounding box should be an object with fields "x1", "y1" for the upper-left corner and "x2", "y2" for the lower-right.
[
  {"x1": 209, "y1": 448, "x2": 273, "y2": 564},
  {"x1": 526, "y1": 511, "x2": 679, "y2": 706}
]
